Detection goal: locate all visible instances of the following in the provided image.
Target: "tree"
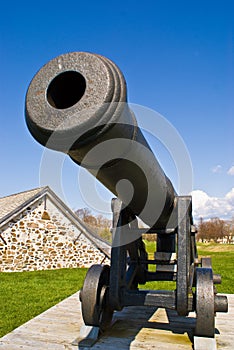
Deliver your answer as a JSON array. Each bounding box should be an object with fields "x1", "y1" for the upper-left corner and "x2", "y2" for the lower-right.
[
  {"x1": 225, "y1": 217, "x2": 234, "y2": 243},
  {"x1": 98, "y1": 227, "x2": 112, "y2": 242},
  {"x1": 197, "y1": 217, "x2": 230, "y2": 243},
  {"x1": 75, "y1": 208, "x2": 92, "y2": 220},
  {"x1": 96, "y1": 214, "x2": 111, "y2": 229},
  {"x1": 196, "y1": 218, "x2": 206, "y2": 242},
  {"x1": 75, "y1": 208, "x2": 112, "y2": 242}
]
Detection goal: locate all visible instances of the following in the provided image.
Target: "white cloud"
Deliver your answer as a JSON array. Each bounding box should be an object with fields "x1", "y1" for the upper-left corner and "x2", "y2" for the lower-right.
[
  {"x1": 191, "y1": 188, "x2": 234, "y2": 221},
  {"x1": 212, "y1": 165, "x2": 222, "y2": 173},
  {"x1": 225, "y1": 188, "x2": 234, "y2": 205},
  {"x1": 227, "y1": 166, "x2": 234, "y2": 176}
]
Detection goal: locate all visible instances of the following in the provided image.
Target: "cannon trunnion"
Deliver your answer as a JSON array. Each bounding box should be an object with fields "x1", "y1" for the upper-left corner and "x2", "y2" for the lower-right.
[{"x1": 25, "y1": 52, "x2": 228, "y2": 341}]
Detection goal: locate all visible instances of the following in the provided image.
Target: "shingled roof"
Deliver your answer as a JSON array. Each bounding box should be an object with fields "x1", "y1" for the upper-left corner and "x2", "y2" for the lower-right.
[
  {"x1": 0, "y1": 186, "x2": 111, "y2": 258},
  {"x1": 0, "y1": 188, "x2": 43, "y2": 223}
]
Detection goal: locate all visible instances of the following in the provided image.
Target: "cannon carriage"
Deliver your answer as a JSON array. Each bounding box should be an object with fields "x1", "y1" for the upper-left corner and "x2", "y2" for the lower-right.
[{"x1": 25, "y1": 51, "x2": 228, "y2": 339}]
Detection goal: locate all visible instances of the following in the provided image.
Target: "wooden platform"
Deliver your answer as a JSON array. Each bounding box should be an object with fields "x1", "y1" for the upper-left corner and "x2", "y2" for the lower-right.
[{"x1": 0, "y1": 292, "x2": 233, "y2": 349}]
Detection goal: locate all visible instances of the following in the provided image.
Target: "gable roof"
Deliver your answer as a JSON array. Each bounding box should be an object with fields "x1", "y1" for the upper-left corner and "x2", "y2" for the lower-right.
[
  {"x1": 0, "y1": 188, "x2": 43, "y2": 222},
  {"x1": 0, "y1": 186, "x2": 111, "y2": 258}
]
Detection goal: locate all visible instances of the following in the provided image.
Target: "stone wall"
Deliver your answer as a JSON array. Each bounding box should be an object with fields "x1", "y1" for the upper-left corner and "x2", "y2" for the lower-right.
[{"x1": 0, "y1": 198, "x2": 109, "y2": 272}]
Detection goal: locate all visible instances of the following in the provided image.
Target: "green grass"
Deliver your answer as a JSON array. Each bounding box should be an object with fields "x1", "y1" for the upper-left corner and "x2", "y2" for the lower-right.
[
  {"x1": 139, "y1": 240, "x2": 176, "y2": 290},
  {"x1": 196, "y1": 242, "x2": 234, "y2": 294},
  {"x1": 139, "y1": 241, "x2": 234, "y2": 293},
  {"x1": 0, "y1": 242, "x2": 233, "y2": 337},
  {"x1": 0, "y1": 268, "x2": 87, "y2": 337}
]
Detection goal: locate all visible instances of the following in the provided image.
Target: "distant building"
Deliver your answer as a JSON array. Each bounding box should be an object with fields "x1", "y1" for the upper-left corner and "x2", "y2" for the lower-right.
[
  {"x1": 216, "y1": 236, "x2": 234, "y2": 244},
  {"x1": 0, "y1": 187, "x2": 110, "y2": 272}
]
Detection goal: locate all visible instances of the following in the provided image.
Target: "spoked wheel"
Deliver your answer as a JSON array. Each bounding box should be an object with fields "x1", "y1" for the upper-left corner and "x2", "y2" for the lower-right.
[
  {"x1": 195, "y1": 267, "x2": 215, "y2": 337},
  {"x1": 80, "y1": 264, "x2": 113, "y2": 331}
]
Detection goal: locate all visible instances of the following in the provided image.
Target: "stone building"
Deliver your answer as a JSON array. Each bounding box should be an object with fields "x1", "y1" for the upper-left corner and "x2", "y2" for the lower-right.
[{"x1": 0, "y1": 186, "x2": 111, "y2": 272}]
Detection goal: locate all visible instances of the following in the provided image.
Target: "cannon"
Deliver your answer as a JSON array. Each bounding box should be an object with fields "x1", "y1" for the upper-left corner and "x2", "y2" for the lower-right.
[{"x1": 25, "y1": 52, "x2": 228, "y2": 340}]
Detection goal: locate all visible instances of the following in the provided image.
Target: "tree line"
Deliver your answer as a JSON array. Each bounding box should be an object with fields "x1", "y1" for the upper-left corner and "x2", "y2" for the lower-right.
[
  {"x1": 75, "y1": 208, "x2": 112, "y2": 242},
  {"x1": 75, "y1": 208, "x2": 234, "y2": 244},
  {"x1": 197, "y1": 217, "x2": 234, "y2": 243}
]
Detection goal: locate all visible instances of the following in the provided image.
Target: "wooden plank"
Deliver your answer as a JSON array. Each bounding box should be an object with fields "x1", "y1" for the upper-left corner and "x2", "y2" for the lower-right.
[{"x1": 0, "y1": 293, "x2": 233, "y2": 349}]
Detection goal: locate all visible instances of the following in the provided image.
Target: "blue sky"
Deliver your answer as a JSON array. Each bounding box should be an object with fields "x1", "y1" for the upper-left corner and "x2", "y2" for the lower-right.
[{"x1": 0, "y1": 0, "x2": 233, "y2": 220}]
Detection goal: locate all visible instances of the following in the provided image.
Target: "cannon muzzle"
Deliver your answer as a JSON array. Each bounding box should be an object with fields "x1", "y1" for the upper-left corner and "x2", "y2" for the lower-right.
[{"x1": 25, "y1": 52, "x2": 176, "y2": 228}]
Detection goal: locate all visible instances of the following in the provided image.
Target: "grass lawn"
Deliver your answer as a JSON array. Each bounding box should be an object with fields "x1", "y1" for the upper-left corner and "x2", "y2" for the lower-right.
[
  {"x1": 196, "y1": 242, "x2": 234, "y2": 294},
  {"x1": 0, "y1": 242, "x2": 233, "y2": 337},
  {"x1": 139, "y1": 241, "x2": 234, "y2": 293},
  {"x1": 0, "y1": 268, "x2": 87, "y2": 337}
]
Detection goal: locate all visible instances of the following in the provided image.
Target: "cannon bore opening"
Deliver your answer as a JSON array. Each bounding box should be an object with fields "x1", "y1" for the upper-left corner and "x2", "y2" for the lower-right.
[{"x1": 46, "y1": 71, "x2": 86, "y2": 109}]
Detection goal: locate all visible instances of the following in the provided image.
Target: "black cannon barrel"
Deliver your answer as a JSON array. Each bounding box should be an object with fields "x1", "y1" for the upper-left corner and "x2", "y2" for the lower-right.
[{"x1": 25, "y1": 52, "x2": 176, "y2": 228}]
